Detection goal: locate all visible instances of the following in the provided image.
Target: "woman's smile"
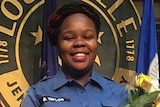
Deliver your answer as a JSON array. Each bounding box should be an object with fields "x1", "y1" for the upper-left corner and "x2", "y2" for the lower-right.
[{"x1": 72, "y1": 52, "x2": 88, "y2": 62}]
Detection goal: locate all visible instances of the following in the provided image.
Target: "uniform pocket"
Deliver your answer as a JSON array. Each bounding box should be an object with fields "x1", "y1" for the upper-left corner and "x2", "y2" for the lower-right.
[{"x1": 101, "y1": 99, "x2": 119, "y2": 107}]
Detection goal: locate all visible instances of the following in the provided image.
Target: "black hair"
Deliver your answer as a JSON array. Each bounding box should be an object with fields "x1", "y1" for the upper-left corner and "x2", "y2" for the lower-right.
[{"x1": 47, "y1": 2, "x2": 101, "y2": 46}]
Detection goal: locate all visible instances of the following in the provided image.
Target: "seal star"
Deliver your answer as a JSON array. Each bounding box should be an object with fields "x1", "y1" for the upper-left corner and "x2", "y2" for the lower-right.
[
  {"x1": 95, "y1": 31, "x2": 104, "y2": 66},
  {"x1": 31, "y1": 25, "x2": 42, "y2": 45},
  {"x1": 97, "y1": 32, "x2": 104, "y2": 44}
]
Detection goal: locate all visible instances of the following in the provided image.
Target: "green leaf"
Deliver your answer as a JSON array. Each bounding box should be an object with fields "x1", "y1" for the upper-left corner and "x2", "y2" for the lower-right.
[
  {"x1": 130, "y1": 91, "x2": 160, "y2": 107},
  {"x1": 129, "y1": 87, "x2": 146, "y2": 102}
]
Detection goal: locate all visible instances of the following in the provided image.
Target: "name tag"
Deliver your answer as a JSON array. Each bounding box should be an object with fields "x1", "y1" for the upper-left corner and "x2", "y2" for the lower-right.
[{"x1": 40, "y1": 96, "x2": 71, "y2": 104}]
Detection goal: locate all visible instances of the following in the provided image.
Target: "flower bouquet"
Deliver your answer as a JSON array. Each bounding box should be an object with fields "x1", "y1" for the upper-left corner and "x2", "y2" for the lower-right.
[{"x1": 125, "y1": 73, "x2": 160, "y2": 107}]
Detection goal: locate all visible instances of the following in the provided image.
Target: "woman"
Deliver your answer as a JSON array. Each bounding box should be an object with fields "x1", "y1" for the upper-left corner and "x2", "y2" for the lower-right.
[{"x1": 21, "y1": 2, "x2": 128, "y2": 107}]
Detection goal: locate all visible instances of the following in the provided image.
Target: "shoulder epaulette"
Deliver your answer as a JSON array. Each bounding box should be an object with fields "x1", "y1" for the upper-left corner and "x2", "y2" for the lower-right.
[
  {"x1": 38, "y1": 75, "x2": 54, "y2": 82},
  {"x1": 103, "y1": 76, "x2": 115, "y2": 82}
]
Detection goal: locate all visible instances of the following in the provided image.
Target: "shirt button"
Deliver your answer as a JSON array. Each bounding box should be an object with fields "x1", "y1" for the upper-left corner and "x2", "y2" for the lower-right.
[
  {"x1": 78, "y1": 90, "x2": 84, "y2": 93},
  {"x1": 80, "y1": 91, "x2": 84, "y2": 93}
]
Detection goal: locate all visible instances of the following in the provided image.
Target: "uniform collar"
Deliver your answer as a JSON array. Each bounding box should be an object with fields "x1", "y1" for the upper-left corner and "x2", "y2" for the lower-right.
[
  {"x1": 52, "y1": 69, "x2": 105, "y2": 91},
  {"x1": 89, "y1": 70, "x2": 105, "y2": 90},
  {"x1": 53, "y1": 69, "x2": 68, "y2": 91}
]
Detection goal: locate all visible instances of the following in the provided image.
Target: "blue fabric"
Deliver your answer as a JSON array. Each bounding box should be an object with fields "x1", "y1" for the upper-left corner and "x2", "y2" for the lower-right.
[
  {"x1": 21, "y1": 70, "x2": 128, "y2": 107},
  {"x1": 136, "y1": 0, "x2": 158, "y2": 74},
  {"x1": 42, "y1": 0, "x2": 59, "y2": 76}
]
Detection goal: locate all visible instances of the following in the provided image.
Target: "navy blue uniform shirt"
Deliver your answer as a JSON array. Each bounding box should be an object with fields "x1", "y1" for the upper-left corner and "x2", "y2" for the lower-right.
[{"x1": 21, "y1": 70, "x2": 128, "y2": 107}]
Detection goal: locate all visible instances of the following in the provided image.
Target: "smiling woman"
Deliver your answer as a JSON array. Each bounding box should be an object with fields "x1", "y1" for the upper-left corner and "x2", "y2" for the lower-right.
[
  {"x1": 57, "y1": 13, "x2": 98, "y2": 83},
  {"x1": 21, "y1": 2, "x2": 129, "y2": 107}
]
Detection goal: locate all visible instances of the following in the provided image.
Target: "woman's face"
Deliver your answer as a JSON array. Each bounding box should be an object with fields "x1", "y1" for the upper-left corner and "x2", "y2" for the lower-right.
[{"x1": 57, "y1": 13, "x2": 97, "y2": 76}]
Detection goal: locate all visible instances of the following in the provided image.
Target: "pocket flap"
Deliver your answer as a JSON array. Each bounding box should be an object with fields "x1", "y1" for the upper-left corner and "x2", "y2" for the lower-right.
[{"x1": 101, "y1": 99, "x2": 119, "y2": 107}]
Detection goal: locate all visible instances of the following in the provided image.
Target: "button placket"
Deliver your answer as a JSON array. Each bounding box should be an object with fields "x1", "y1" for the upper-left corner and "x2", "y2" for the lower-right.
[{"x1": 76, "y1": 87, "x2": 90, "y2": 107}]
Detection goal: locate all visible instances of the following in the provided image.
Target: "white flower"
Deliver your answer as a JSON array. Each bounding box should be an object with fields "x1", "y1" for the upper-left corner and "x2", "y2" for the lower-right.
[{"x1": 149, "y1": 79, "x2": 160, "y2": 93}]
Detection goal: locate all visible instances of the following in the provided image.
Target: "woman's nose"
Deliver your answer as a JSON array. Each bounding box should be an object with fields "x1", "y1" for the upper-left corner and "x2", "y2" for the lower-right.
[{"x1": 73, "y1": 38, "x2": 86, "y2": 48}]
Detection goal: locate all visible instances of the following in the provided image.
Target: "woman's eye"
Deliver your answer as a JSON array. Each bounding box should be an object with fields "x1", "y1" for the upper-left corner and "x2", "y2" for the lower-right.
[
  {"x1": 84, "y1": 35, "x2": 92, "y2": 40},
  {"x1": 64, "y1": 36, "x2": 74, "y2": 40}
]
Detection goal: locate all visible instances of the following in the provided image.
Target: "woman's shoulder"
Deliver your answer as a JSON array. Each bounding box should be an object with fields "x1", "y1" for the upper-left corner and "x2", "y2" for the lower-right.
[
  {"x1": 92, "y1": 71, "x2": 127, "y2": 91},
  {"x1": 27, "y1": 75, "x2": 55, "y2": 93},
  {"x1": 100, "y1": 75, "x2": 128, "y2": 94}
]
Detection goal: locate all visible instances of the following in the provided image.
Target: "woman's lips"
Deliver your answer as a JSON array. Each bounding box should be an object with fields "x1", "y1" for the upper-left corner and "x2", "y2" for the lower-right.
[{"x1": 72, "y1": 53, "x2": 88, "y2": 62}]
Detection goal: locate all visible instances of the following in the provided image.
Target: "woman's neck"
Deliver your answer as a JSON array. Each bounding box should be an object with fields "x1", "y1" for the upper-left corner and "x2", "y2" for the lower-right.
[{"x1": 65, "y1": 71, "x2": 91, "y2": 86}]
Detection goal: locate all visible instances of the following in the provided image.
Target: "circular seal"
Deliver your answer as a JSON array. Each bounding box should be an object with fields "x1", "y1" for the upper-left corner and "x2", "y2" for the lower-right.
[{"x1": 0, "y1": 0, "x2": 140, "y2": 106}]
